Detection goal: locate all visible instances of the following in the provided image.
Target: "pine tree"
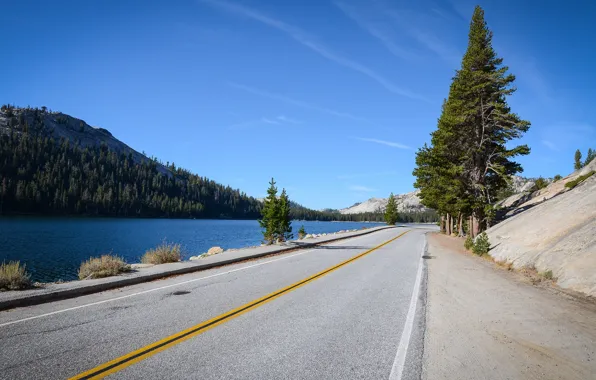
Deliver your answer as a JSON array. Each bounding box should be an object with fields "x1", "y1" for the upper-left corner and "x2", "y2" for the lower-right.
[
  {"x1": 574, "y1": 149, "x2": 583, "y2": 170},
  {"x1": 278, "y1": 189, "x2": 293, "y2": 242},
  {"x1": 413, "y1": 6, "x2": 529, "y2": 235},
  {"x1": 384, "y1": 193, "x2": 398, "y2": 225},
  {"x1": 584, "y1": 148, "x2": 595, "y2": 167},
  {"x1": 258, "y1": 178, "x2": 279, "y2": 244}
]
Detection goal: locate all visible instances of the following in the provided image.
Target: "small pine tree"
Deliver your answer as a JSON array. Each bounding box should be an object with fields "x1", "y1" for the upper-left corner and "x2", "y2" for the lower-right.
[
  {"x1": 574, "y1": 149, "x2": 583, "y2": 170},
  {"x1": 585, "y1": 148, "x2": 595, "y2": 167},
  {"x1": 298, "y1": 225, "x2": 306, "y2": 239},
  {"x1": 259, "y1": 178, "x2": 279, "y2": 244},
  {"x1": 384, "y1": 193, "x2": 398, "y2": 225},
  {"x1": 553, "y1": 174, "x2": 562, "y2": 182},
  {"x1": 472, "y1": 232, "x2": 490, "y2": 256},
  {"x1": 278, "y1": 189, "x2": 293, "y2": 242}
]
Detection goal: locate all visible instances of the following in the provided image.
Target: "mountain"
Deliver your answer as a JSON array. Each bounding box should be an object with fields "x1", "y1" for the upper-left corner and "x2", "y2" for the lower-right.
[
  {"x1": 339, "y1": 190, "x2": 428, "y2": 214},
  {"x1": 0, "y1": 105, "x2": 263, "y2": 218}
]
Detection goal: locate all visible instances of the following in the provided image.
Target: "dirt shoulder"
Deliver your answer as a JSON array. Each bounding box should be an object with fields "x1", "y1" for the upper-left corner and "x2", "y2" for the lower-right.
[{"x1": 423, "y1": 233, "x2": 596, "y2": 380}]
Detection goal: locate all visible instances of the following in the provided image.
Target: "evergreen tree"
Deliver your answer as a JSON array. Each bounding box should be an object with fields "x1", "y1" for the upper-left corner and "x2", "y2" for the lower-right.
[
  {"x1": 258, "y1": 178, "x2": 279, "y2": 244},
  {"x1": 278, "y1": 189, "x2": 293, "y2": 241},
  {"x1": 384, "y1": 193, "x2": 398, "y2": 225},
  {"x1": 574, "y1": 149, "x2": 583, "y2": 170},
  {"x1": 584, "y1": 148, "x2": 595, "y2": 167},
  {"x1": 413, "y1": 6, "x2": 529, "y2": 235}
]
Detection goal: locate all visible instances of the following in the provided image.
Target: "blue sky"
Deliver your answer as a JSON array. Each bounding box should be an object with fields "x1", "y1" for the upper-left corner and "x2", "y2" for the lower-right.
[{"x1": 1, "y1": 0, "x2": 595, "y2": 209}]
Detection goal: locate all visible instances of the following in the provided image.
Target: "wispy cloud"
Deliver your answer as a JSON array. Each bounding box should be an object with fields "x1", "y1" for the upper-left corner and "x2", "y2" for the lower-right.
[
  {"x1": 226, "y1": 115, "x2": 300, "y2": 130},
  {"x1": 541, "y1": 140, "x2": 558, "y2": 151},
  {"x1": 261, "y1": 117, "x2": 281, "y2": 125},
  {"x1": 337, "y1": 170, "x2": 397, "y2": 180},
  {"x1": 334, "y1": 2, "x2": 418, "y2": 61},
  {"x1": 276, "y1": 115, "x2": 301, "y2": 124},
  {"x1": 349, "y1": 185, "x2": 377, "y2": 192},
  {"x1": 388, "y1": 11, "x2": 460, "y2": 66},
  {"x1": 200, "y1": 0, "x2": 425, "y2": 100},
  {"x1": 353, "y1": 137, "x2": 411, "y2": 150},
  {"x1": 229, "y1": 82, "x2": 368, "y2": 122}
]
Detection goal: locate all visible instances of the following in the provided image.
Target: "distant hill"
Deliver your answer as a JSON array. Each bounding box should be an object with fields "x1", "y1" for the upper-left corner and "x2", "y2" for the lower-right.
[{"x1": 339, "y1": 190, "x2": 428, "y2": 214}]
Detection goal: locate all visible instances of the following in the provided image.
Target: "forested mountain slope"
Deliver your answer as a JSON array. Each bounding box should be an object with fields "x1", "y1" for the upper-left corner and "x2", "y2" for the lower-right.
[{"x1": 0, "y1": 105, "x2": 436, "y2": 222}]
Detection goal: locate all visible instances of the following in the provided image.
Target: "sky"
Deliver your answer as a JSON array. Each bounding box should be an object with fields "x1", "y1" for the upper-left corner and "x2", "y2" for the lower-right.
[{"x1": 1, "y1": 0, "x2": 595, "y2": 210}]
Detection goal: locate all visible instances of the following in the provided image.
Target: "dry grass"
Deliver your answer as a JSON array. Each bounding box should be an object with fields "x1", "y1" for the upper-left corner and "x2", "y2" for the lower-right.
[
  {"x1": 0, "y1": 261, "x2": 31, "y2": 290},
  {"x1": 141, "y1": 241, "x2": 181, "y2": 264},
  {"x1": 78, "y1": 255, "x2": 130, "y2": 280}
]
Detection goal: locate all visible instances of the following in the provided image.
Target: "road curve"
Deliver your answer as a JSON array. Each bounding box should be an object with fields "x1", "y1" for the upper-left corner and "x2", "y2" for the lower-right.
[{"x1": 0, "y1": 226, "x2": 431, "y2": 380}]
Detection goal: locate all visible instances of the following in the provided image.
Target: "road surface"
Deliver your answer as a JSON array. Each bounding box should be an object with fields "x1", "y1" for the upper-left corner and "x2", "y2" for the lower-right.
[{"x1": 0, "y1": 226, "x2": 431, "y2": 380}]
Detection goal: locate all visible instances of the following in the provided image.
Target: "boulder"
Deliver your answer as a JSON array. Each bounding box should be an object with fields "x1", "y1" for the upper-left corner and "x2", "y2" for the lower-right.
[{"x1": 207, "y1": 246, "x2": 224, "y2": 256}]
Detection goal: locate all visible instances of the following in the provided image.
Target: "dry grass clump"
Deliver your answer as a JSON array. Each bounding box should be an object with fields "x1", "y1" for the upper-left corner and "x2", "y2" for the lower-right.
[
  {"x1": 141, "y1": 241, "x2": 181, "y2": 264},
  {"x1": 78, "y1": 255, "x2": 130, "y2": 280},
  {"x1": 0, "y1": 261, "x2": 31, "y2": 290}
]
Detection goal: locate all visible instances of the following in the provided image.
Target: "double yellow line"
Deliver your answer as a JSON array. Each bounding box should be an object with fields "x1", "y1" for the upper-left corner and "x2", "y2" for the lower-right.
[{"x1": 70, "y1": 230, "x2": 409, "y2": 379}]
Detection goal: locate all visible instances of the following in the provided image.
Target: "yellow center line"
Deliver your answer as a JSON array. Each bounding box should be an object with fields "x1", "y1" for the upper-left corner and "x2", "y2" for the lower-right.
[{"x1": 69, "y1": 230, "x2": 410, "y2": 380}]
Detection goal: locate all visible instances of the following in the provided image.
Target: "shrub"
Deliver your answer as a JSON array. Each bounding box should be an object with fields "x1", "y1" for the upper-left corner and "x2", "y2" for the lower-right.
[
  {"x1": 78, "y1": 255, "x2": 130, "y2": 280},
  {"x1": 298, "y1": 225, "x2": 306, "y2": 239},
  {"x1": 553, "y1": 174, "x2": 562, "y2": 181},
  {"x1": 565, "y1": 171, "x2": 595, "y2": 190},
  {"x1": 141, "y1": 241, "x2": 181, "y2": 264},
  {"x1": 472, "y1": 232, "x2": 491, "y2": 256},
  {"x1": 541, "y1": 270, "x2": 554, "y2": 280},
  {"x1": 532, "y1": 177, "x2": 549, "y2": 191},
  {"x1": 464, "y1": 235, "x2": 474, "y2": 250},
  {"x1": 0, "y1": 261, "x2": 31, "y2": 290}
]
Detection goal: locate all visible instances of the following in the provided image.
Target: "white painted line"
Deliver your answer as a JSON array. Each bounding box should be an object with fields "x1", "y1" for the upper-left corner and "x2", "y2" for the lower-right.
[
  {"x1": 0, "y1": 231, "x2": 384, "y2": 328},
  {"x1": 388, "y1": 234, "x2": 426, "y2": 380}
]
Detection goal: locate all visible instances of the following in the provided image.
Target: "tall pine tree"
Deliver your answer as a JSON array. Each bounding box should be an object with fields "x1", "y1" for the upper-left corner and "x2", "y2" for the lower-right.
[
  {"x1": 278, "y1": 189, "x2": 293, "y2": 242},
  {"x1": 259, "y1": 178, "x2": 279, "y2": 244},
  {"x1": 384, "y1": 193, "x2": 398, "y2": 225},
  {"x1": 414, "y1": 5, "x2": 530, "y2": 235}
]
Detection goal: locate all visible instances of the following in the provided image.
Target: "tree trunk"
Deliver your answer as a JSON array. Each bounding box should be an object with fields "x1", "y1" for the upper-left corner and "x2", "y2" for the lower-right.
[
  {"x1": 446, "y1": 214, "x2": 452, "y2": 235},
  {"x1": 458, "y1": 213, "x2": 464, "y2": 237},
  {"x1": 472, "y1": 213, "x2": 480, "y2": 237},
  {"x1": 440, "y1": 215, "x2": 446, "y2": 234}
]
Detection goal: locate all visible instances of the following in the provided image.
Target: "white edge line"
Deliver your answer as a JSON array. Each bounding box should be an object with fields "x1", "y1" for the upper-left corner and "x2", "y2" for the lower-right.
[
  {"x1": 0, "y1": 231, "x2": 382, "y2": 328},
  {"x1": 388, "y1": 233, "x2": 426, "y2": 380}
]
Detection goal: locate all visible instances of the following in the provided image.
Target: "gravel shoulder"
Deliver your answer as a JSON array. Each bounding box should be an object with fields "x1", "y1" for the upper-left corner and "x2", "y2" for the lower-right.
[{"x1": 423, "y1": 233, "x2": 596, "y2": 380}]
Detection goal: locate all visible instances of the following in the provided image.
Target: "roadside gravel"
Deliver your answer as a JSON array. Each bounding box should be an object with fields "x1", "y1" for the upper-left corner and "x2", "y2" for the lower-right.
[{"x1": 423, "y1": 233, "x2": 596, "y2": 380}]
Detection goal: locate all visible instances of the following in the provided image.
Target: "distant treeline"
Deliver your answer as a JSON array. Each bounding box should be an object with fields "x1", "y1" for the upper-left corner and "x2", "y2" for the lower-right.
[
  {"x1": 0, "y1": 107, "x2": 437, "y2": 223},
  {"x1": 290, "y1": 204, "x2": 437, "y2": 223}
]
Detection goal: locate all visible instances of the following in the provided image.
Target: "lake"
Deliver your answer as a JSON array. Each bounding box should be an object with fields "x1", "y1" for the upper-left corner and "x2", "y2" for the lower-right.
[{"x1": 0, "y1": 218, "x2": 385, "y2": 283}]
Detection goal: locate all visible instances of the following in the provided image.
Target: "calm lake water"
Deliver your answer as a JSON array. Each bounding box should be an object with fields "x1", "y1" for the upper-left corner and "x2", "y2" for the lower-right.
[{"x1": 0, "y1": 218, "x2": 384, "y2": 283}]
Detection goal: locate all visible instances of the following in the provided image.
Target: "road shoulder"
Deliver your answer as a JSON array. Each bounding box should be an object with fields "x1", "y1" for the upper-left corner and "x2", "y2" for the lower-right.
[{"x1": 423, "y1": 233, "x2": 596, "y2": 380}]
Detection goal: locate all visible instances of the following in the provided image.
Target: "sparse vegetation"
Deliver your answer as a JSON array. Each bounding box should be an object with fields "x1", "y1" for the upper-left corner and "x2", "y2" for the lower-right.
[
  {"x1": 553, "y1": 174, "x2": 562, "y2": 181},
  {"x1": 541, "y1": 270, "x2": 554, "y2": 281},
  {"x1": 564, "y1": 171, "x2": 595, "y2": 190},
  {"x1": 141, "y1": 241, "x2": 181, "y2": 264},
  {"x1": 464, "y1": 235, "x2": 474, "y2": 250},
  {"x1": 0, "y1": 261, "x2": 31, "y2": 290},
  {"x1": 78, "y1": 255, "x2": 130, "y2": 280},
  {"x1": 298, "y1": 225, "x2": 306, "y2": 239},
  {"x1": 472, "y1": 232, "x2": 491, "y2": 256},
  {"x1": 532, "y1": 177, "x2": 549, "y2": 191}
]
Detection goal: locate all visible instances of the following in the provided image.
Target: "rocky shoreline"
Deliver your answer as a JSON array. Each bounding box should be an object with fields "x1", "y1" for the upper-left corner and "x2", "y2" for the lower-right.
[{"x1": 187, "y1": 228, "x2": 366, "y2": 261}]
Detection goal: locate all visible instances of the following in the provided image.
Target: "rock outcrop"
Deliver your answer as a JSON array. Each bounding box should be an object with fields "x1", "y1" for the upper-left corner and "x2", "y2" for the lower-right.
[
  {"x1": 339, "y1": 190, "x2": 427, "y2": 214},
  {"x1": 487, "y1": 160, "x2": 596, "y2": 296}
]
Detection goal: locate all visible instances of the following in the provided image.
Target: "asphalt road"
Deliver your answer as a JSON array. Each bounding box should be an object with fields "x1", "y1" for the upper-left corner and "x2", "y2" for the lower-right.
[{"x1": 0, "y1": 226, "x2": 431, "y2": 380}]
